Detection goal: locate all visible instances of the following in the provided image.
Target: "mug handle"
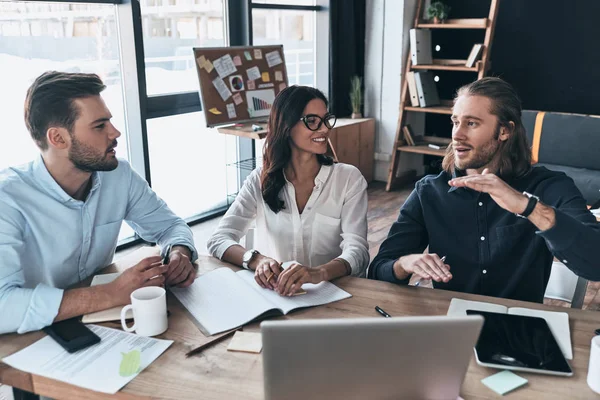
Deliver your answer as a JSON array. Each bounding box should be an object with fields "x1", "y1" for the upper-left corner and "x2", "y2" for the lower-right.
[{"x1": 121, "y1": 305, "x2": 136, "y2": 332}]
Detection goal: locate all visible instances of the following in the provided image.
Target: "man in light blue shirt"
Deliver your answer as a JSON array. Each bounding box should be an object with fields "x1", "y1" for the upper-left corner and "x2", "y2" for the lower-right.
[{"x1": 0, "y1": 71, "x2": 198, "y2": 334}]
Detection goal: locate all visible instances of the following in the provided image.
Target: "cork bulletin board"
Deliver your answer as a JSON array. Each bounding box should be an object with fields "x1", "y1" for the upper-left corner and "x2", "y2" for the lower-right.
[{"x1": 193, "y1": 45, "x2": 290, "y2": 127}]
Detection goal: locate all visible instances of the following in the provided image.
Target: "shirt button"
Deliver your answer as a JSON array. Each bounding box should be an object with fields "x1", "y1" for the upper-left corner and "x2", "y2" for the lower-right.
[
  {"x1": 478, "y1": 202, "x2": 483, "y2": 206},
  {"x1": 480, "y1": 236, "x2": 485, "y2": 241},
  {"x1": 562, "y1": 259, "x2": 568, "y2": 264},
  {"x1": 482, "y1": 270, "x2": 487, "y2": 274}
]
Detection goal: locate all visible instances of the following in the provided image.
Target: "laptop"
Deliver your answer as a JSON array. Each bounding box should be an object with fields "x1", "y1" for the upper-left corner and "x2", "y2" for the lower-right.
[{"x1": 261, "y1": 315, "x2": 483, "y2": 400}]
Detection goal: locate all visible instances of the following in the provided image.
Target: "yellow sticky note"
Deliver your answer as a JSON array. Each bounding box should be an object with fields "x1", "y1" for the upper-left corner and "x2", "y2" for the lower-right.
[
  {"x1": 227, "y1": 331, "x2": 262, "y2": 354},
  {"x1": 196, "y1": 55, "x2": 207, "y2": 68},
  {"x1": 204, "y1": 59, "x2": 214, "y2": 73},
  {"x1": 262, "y1": 72, "x2": 270, "y2": 82},
  {"x1": 208, "y1": 107, "x2": 222, "y2": 115}
]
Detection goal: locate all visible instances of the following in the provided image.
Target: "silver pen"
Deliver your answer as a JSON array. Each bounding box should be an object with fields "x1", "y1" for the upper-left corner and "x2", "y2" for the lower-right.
[{"x1": 414, "y1": 255, "x2": 446, "y2": 287}]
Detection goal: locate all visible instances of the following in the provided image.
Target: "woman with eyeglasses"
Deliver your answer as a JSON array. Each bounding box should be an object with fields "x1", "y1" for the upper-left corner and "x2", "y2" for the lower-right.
[{"x1": 207, "y1": 85, "x2": 369, "y2": 296}]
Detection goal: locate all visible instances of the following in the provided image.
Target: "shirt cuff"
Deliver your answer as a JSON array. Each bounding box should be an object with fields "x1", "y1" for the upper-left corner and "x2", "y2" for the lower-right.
[
  {"x1": 374, "y1": 259, "x2": 411, "y2": 285},
  {"x1": 18, "y1": 284, "x2": 64, "y2": 334},
  {"x1": 536, "y1": 208, "x2": 580, "y2": 252},
  {"x1": 167, "y1": 243, "x2": 199, "y2": 262},
  {"x1": 338, "y1": 251, "x2": 366, "y2": 277}
]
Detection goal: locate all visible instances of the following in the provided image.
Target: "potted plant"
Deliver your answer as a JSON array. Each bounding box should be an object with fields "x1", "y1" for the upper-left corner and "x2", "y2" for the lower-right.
[
  {"x1": 427, "y1": 1, "x2": 451, "y2": 24},
  {"x1": 350, "y1": 75, "x2": 362, "y2": 119}
]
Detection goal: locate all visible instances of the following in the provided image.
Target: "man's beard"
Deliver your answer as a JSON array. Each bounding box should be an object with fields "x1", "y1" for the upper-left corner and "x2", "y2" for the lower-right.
[
  {"x1": 69, "y1": 135, "x2": 118, "y2": 172},
  {"x1": 454, "y1": 125, "x2": 501, "y2": 171}
]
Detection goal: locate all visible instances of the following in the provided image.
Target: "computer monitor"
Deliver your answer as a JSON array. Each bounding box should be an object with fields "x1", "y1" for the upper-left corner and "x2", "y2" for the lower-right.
[{"x1": 261, "y1": 315, "x2": 483, "y2": 400}]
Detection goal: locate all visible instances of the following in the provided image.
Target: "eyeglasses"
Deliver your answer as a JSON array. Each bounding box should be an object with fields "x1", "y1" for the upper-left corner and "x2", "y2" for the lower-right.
[{"x1": 299, "y1": 113, "x2": 337, "y2": 131}]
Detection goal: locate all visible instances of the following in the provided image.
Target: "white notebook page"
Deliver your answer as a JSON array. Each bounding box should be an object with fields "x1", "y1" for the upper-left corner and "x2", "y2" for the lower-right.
[
  {"x1": 170, "y1": 268, "x2": 274, "y2": 336},
  {"x1": 446, "y1": 298, "x2": 508, "y2": 316},
  {"x1": 236, "y1": 270, "x2": 352, "y2": 314}
]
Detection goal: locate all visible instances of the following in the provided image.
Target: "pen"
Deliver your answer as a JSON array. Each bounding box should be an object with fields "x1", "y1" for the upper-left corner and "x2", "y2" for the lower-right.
[
  {"x1": 185, "y1": 328, "x2": 240, "y2": 358},
  {"x1": 375, "y1": 306, "x2": 392, "y2": 318},
  {"x1": 163, "y1": 245, "x2": 172, "y2": 265},
  {"x1": 415, "y1": 255, "x2": 446, "y2": 287}
]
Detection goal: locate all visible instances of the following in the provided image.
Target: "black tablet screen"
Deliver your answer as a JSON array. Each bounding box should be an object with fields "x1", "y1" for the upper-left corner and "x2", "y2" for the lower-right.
[{"x1": 466, "y1": 310, "x2": 572, "y2": 374}]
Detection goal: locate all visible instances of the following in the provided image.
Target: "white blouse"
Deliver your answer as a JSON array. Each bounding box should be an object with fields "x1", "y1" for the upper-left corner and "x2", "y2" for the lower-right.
[{"x1": 207, "y1": 163, "x2": 369, "y2": 276}]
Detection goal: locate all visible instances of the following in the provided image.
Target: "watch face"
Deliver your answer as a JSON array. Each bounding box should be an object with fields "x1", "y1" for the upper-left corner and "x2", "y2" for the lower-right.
[{"x1": 243, "y1": 250, "x2": 254, "y2": 263}]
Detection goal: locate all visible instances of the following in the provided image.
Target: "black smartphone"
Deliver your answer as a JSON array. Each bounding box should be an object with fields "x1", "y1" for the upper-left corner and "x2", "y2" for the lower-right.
[{"x1": 43, "y1": 318, "x2": 101, "y2": 353}]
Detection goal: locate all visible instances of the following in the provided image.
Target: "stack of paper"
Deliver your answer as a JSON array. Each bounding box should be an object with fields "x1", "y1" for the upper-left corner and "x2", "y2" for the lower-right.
[{"x1": 2, "y1": 325, "x2": 172, "y2": 394}]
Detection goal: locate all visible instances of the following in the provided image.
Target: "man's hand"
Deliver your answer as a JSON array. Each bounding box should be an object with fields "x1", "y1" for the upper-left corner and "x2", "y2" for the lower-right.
[
  {"x1": 448, "y1": 168, "x2": 529, "y2": 214},
  {"x1": 252, "y1": 255, "x2": 283, "y2": 290},
  {"x1": 393, "y1": 253, "x2": 452, "y2": 283},
  {"x1": 276, "y1": 263, "x2": 325, "y2": 296},
  {"x1": 165, "y1": 246, "x2": 196, "y2": 288},
  {"x1": 108, "y1": 256, "x2": 166, "y2": 305}
]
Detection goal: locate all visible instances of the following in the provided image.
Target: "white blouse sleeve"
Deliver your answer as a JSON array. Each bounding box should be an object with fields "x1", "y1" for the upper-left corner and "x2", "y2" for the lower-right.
[
  {"x1": 338, "y1": 168, "x2": 369, "y2": 277},
  {"x1": 207, "y1": 169, "x2": 260, "y2": 259}
]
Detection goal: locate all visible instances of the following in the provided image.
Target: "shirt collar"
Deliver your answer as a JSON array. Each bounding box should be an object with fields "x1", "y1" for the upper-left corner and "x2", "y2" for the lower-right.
[
  {"x1": 283, "y1": 163, "x2": 333, "y2": 186},
  {"x1": 447, "y1": 168, "x2": 466, "y2": 193},
  {"x1": 32, "y1": 155, "x2": 101, "y2": 204}
]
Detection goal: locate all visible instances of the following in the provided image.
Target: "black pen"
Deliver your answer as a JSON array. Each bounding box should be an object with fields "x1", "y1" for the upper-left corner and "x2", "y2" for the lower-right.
[
  {"x1": 163, "y1": 245, "x2": 172, "y2": 265},
  {"x1": 375, "y1": 306, "x2": 392, "y2": 318}
]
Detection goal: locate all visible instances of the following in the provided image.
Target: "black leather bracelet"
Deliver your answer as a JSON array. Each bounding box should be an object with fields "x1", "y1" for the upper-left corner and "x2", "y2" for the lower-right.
[{"x1": 520, "y1": 195, "x2": 538, "y2": 218}]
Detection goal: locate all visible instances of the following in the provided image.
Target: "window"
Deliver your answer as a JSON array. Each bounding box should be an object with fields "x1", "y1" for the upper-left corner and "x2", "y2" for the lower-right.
[
  {"x1": 139, "y1": 0, "x2": 225, "y2": 96},
  {"x1": 146, "y1": 112, "x2": 232, "y2": 219},
  {"x1": 140, "y1": 0, "x2": 231, "y2": 223},
  {"x1": 252, "y1": 9, "x2": 316, "y2": 86},
  {"x1": 0, "y1": 1, "x2": 128, "y2": 171}
]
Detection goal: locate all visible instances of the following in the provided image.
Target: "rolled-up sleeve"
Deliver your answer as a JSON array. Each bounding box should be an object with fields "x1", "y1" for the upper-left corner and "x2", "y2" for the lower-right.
[
  {"x1": 0, "y1": 201, "x2": 64, "y2": 334},
  {"x1": 122, "y1": 162, "x2": 198, "y2": 262},
  {"x1": 338, "y1": 171, "x2": 369, "y2": 277},
  {"x1": 368, "y1": 184, "x2": 429, "y2": 283},
  {"x1": 536, "y1": 174, "x2": 600, "y2": 280},
  {"x1": 207, "y1": 170, "x2": 259, "y2": 259}
]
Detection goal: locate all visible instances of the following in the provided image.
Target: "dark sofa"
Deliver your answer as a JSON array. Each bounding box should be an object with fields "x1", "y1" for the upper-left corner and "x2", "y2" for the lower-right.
[{"x1": 522, "y1": 110, "x2": 600, "y2": 205}]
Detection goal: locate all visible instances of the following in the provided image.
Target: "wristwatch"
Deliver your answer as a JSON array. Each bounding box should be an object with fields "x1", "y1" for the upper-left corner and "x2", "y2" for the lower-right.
[
  {"x1": 242, "y1": 249, "x2": 260, "y2": 269},
  {"x1": 516, "y1": 191, "x2": 540, "y2": 219}
]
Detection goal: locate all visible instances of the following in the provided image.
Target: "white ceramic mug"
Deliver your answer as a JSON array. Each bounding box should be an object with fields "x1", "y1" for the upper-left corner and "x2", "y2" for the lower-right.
[
  {"x1": 588, "y1": 335, "x2": 600, "y2": 394},
  {"x1": 121, "y1": 287, "x2": 168, "y2": 337}
]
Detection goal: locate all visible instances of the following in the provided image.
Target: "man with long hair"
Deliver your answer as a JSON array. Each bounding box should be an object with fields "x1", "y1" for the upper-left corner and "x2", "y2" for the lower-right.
[
  {"x1": 0, "y1": 71, "x2": 197, "y2": 334},
  {"x1": 369, "y1": 77, "x2": 600, "y2": 302}
]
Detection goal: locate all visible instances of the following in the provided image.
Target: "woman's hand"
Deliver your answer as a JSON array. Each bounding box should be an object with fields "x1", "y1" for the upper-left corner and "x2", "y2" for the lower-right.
[
  {"x1": 252, "y1": 255, "x2": 283, "y2": 290},
  {"x1": 276, "y1": 263, "x2": 325, "y2": 296}
]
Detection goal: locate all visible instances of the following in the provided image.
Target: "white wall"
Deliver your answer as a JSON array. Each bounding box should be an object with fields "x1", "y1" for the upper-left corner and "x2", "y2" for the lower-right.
[{"x1": 364, "y1": 0, "x2": 424, "y2": 182}]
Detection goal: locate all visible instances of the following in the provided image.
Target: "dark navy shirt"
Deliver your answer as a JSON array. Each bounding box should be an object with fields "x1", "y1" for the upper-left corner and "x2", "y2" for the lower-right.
[{"x1": 368, "y1": 166, "x2": 600, "y2": 303}]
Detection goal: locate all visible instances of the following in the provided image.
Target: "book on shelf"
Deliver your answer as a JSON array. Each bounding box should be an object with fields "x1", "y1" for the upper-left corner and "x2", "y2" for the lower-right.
[
  {"x1": 414, "y1": 71, "x2": 440, "y2": 107},
  {"x1": 409, "y1": 28, "x2": 432, "y2": 65},
  {"x1": 406, "y1": 71, "x2": 420, "y2": 107},
  {"x1": 447, "y1": 298, "x2": 572, "y2": 360},
  {"x1": 402, "y1": 124, "x2": 425, "y2": 146},
  {"x1": 465, "y1": 44, "x2": 484, "y2": 68}
]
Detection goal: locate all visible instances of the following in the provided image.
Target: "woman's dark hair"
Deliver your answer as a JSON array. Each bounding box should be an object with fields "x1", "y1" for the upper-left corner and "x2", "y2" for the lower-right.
[
  {"x1": 442, "y1": 77, "x2": 531, "y2": 179},
  {"x1": 261, "y1": 85, "x2": 333, "y2": 213},
  {"x1": 24, "y1": 71, "x2": 106, "y2": 150}
]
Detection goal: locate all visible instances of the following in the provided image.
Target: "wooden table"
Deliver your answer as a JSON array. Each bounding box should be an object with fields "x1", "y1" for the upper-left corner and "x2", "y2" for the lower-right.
[{"x1": 1, "y1": 247, "x2": 599, "y2": 399}]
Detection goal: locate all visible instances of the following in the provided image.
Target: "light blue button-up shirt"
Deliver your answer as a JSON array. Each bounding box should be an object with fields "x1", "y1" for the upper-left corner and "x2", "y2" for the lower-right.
[{"x1": 0, "y1": 156, "x2": 197, "y2": 334}]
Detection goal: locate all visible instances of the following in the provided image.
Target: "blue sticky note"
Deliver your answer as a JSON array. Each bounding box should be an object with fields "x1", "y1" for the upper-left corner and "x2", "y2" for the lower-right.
[{"x1": 481, "y1": 370, "x2": 528, "y2": 395}]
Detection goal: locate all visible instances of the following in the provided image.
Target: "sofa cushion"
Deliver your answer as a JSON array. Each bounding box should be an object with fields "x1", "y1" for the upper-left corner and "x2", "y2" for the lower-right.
[
  {"x1": 536, "y1": 163, "x2": 600, "y2": 205},
  {"x1": 537, "y1": 113, "x2": 600, "y2": 171}
]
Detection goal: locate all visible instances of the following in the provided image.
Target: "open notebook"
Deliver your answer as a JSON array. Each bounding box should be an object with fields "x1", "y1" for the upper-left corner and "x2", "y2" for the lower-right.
[
  {"x1": 81, "y1": 273, "x2": 132, "y2": 323},
  {"x1": 170, "y1": 267, "x2": 352, "y2": 336},
  {"x1": 447, "y1": 298, "x2": 572, "y2": 359}
]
